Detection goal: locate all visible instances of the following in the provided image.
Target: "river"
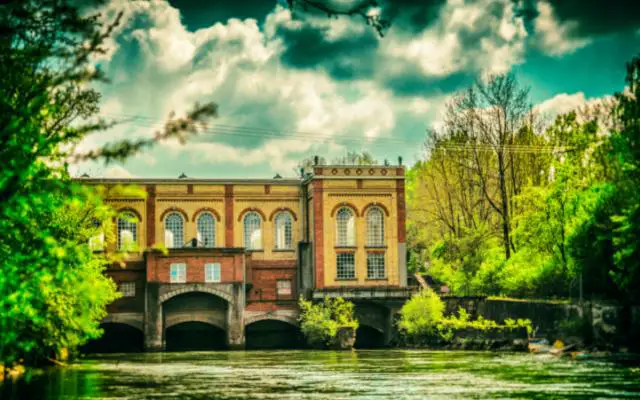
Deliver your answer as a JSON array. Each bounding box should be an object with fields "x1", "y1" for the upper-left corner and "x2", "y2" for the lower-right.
[{"x1": 2, "y1": 350, "x2": 639, "y2": 399}]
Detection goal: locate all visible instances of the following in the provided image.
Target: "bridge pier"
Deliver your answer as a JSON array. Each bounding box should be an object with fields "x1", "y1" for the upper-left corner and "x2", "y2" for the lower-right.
[
  {"x1": 144, "y1": 282, "x2": 164, "y2": 351},
  {"x1": 226, "y1": 284, "x2": 246, "y2": 349}
]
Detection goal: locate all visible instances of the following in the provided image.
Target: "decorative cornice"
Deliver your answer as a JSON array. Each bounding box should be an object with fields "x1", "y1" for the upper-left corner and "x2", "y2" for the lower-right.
[
  {"x1": 157, "y1": 198, "x2": 223, "y2": 202},
  {"x1": 329, "y1": 193, "x2": 393, "y2": 198}
]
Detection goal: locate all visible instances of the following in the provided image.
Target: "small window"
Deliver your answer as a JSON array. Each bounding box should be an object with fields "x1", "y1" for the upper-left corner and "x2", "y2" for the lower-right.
[
  {"x1": 205, "y1": 263, "x2": 221, "y2": 283},
  {"x1": 277, "y1": 280, "x2": 292, "y2": 297},
  {"x1": 243, "y1": 212, "x2": 262, "y2": 250},
  {"x1": 367, "y1": 253, "x2": 385, "y2": 279},
  {"x1": 336, "y1": 208, "x2": 355, "y2": 246},
  {"x1": 274, "y1": 212, "x2": 293, "y2": 249},
  {"x1": 336, "y1": 253, "x2": 356, "y2": 280},
  {"x1": 170, "y1": 263, "x2": 186, "y2": 283},
  {"x1": 117, "y1": 212, "x2": 138, "y2": 251},
  {"x1": 197, "y1": 213, "x2": 216, "y2": 247},
  {"x1": 165, "y1": 212, "x2": 184, "y2": 249},
  {"x1": 119, "y1": 282, "x2": 136, "y2": 297}
]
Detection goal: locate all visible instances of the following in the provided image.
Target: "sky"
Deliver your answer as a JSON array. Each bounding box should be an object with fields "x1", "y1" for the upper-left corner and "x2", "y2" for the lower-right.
[{"x1": 74, "y1": 0, "x2": 640, "y2": 179}]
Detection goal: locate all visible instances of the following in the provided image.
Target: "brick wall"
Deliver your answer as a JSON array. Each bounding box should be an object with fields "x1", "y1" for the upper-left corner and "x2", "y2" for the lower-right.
[
  {"x1": 146, "y1": 249, "x2": 245, "y2": 283},
  {"x1": 247, "y1": 259, "x2": 296, "y2": 304}
]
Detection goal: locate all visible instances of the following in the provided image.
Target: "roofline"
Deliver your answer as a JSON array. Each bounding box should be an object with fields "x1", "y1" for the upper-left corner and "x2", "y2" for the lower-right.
[{"x1": 75, "y1": 178, "x2": 303, "y2": 185}]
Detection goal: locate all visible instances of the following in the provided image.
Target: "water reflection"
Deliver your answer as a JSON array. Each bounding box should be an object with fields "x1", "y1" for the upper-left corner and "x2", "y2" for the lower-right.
[{"x1": 2, "y1": 350, "x2": 639, "y2": 399}]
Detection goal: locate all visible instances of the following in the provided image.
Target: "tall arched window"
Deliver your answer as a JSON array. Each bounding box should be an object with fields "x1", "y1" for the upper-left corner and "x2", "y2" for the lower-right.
[
  {"x1": 274, "y1": 212, "x2": 293, "y2": 250},
  {"x1": 366, "y1": 207, "x2": 384, "y2": 246},
  {"x1": 117, "y1": 212, "x2": 138, "y2": 251},
  {"x1": 164, "y1": 212, "x2": 184, "y2": 249},
  {"x1": 243, "y1": 212, "x2": 262, "y2": 250},
  {"x1": 197, "y1": 213, "x2": 216, "y2": 247},
  {"x1": 336, "y1": 207, "x2": 355, "y2": 246}
]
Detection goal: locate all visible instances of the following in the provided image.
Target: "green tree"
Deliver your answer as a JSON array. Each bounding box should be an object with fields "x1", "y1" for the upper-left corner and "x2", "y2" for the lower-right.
[{"x1": 0, "y1": 0, "x2": 215, "y2": 366}]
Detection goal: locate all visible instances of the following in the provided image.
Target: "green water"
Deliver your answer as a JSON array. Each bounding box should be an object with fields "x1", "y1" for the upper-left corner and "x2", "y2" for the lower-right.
[{"x1": 2, "y1": 350, "x2": 639, "y2": 399}]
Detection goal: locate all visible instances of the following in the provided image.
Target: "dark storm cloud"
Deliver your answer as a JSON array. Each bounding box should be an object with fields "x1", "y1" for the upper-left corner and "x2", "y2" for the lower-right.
[
  {"x1": 380, "y1": 0, "x2": 447, "y2": 33},
  {"x1": 168, "y1": 0, "x2": 277, "y2": 30},
  {"x1": 275, "y1": 20, "x2": 378, "y2": 80},
  {"x1": 382, "y1": 70, "x2": 474, "y2": 97},
  {"x1": 518, "y1": 0, "x2": 640, "y2": 37}
]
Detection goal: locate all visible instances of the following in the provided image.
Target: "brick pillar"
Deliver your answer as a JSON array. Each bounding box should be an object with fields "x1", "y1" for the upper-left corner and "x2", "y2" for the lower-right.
[
  {"x1": 396, "y1": 176, "x2": 407, "y2": 287},
  {"x1": 226, "y1": 283, "x2": 245, "y2": 349},
  {"x1": 312, "y1": 179, "x2": 324, "y2": 289},
  {"x1": 224, "y1": 184, "x2": 234, "y2": 247},
  {"x1": 144, "y1": 282, "x2": 164, "y2": 351},
  {"x1": 146, "y1": 185, "x2": 156, "y2": 247}
]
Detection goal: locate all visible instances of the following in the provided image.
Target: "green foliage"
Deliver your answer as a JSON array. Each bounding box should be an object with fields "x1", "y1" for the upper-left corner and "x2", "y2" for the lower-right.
[
  {"x1": 398, "y1": 291, "x2": 532, "y2": 343},
  {"x1": 0, "y1": 0, "x2": 215, "y2": 366},
  {"x1": 298, "y1": 297, "x2": 359, "y2": 347},
  {"x1": 397, "y1": 289, "x2": 445, "y2": 336},
  {"x1": 408, "y1": 54, "x2": 640, "y2": 303}
]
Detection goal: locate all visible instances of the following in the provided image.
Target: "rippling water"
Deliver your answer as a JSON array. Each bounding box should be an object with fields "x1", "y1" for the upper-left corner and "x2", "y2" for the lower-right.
[{"x1": 2, "y1": 350, "x2": 640, "y2": 399}]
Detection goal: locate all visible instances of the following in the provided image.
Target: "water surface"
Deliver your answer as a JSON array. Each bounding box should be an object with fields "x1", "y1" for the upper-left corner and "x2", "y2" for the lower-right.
[{"x1": 3, "y1": 350, "x2": 640, "y2": 399}]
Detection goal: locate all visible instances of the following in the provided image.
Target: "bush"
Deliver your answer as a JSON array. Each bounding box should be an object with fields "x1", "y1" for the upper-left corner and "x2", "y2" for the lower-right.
[
  {"x1": 398, "y1": 290, "x2": 532, "y2": 344},
  {"x1": 397, "y1": 289, "x2": 444, "y2": 336},
  {"x1": 298, "y1": 297, "x2": 359, "y2": 347}
]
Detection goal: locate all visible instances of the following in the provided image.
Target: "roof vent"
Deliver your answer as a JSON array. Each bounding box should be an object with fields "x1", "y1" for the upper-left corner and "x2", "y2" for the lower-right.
[
  {"x1": 273, "y1": 173, "x2": 282, "y2": 179},
  {"x1": 80, "y1": 173, "x2": 90, "y2": 178},
  {"x1": 178, "y1": 172, "x2": 188, "y2": 179}
]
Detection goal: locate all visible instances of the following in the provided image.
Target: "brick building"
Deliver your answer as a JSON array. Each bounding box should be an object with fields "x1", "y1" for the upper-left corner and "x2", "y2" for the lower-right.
[{"x1": 80, "y1": 164, "x2": 408, "y2": 350}]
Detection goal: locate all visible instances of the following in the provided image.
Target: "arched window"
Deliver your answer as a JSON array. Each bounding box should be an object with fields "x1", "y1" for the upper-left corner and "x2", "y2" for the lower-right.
[
  {"x1": 274, "y1": 212, "x2": 293, "y2": 250},
  {"x1": 164, "y1": 212, "x2": 184, "y2": 249},
  {"x1": 243, "y1": 212, "x2": 262, "y2": 250},
  {"x1": 336, "y1": 207, "x2": 355, "y2": 246},
  {"x1": 197, "y1": 213, "x2": 216, "y2": 247},
  {"x1": 366, "y1": 207, "x2": 384, "y2": 246},
  {"x1": 117, "y1": 212, "x2": 138, "y2": 251}
]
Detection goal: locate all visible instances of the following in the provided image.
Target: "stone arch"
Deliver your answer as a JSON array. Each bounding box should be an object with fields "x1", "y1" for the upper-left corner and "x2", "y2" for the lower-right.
[
  {"x1": 101, "y1": 314, "x2": 144, "y2": 331},
  {"x1": 159, "y1": 207, "x2": 189, "y2": 222},
  {"x1": 330, "y1": 202, "x2": 360, "y2": 217},
  {"x1": 165, "y1": 314, "x2": 226, "y2": 330},
  {"x1": 244, "y1": 314, "x2": 299, "y2": 327},
  {"x1": 362, "y1": 202, "x2": 390, "y2": 217},
  {"x1": 268, "y1": 208, "x2": 298, "y2": 222},
  {"x1": 237, "y1": 207, "x2": 266, "y2": 222},
  {"x1": 354, "y1": 302, "x2": 390, "y2": 334},
  {"x1": 116, "y1": 207, "x2": 142, "y2": 221},
  {"x1": 158, "y1": 286, "x2": 233, "y2": 305},
  {"x1": 192, "y1": 207, "x2": 221, "y2": 222}
]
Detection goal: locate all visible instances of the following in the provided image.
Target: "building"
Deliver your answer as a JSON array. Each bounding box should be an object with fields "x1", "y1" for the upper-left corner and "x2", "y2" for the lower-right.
[{"x1": 80, "y1": 164, "x2": 409, "y2": 351}]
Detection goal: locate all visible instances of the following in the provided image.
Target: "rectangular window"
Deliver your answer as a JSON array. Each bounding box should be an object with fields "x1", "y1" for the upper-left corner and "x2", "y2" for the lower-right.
[
  {"x1": 170, "y1": 263, "x2": 186, "y2": 283},
  {"x1": 367, "y1": 253, "x2": 386, "y2": 279},
  {"x1": 277, "y1": 280, "x2": 292, "y2": 297},
  {"x1": 119, "y1": 282, "x2": 136, "y2": 297},
  {"x1": 336, "y1": 253, "x2": 356, "y2": 280},
  {"x1": 205, "y1": 263, "x2": 221, "y2": 283}
]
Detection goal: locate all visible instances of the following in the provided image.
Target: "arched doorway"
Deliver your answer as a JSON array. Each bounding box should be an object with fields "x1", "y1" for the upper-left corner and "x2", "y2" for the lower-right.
[
  {"x1": 162, "y1": 291, "x2": 229, "y2": 351},
  {"x1": 354, "y1": 325, "x2": 385, "y2": 348},
  {"x1": 245, "y1": 319, "x2": 303, "y2": 349},
  {"x1": 81, "y1": 323, "x2": 144, "y2": 353},
  {"x1": 165, "y1": 321, "x2": 227, "y2": 351}
]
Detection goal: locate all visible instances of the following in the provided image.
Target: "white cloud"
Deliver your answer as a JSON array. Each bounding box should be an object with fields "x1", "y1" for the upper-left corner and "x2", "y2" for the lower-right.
[
  {"x1": 535, "y1": 92, "x2": 588, "y2": 117},
  {"x1": 104, "y1": 165, "x2": 135, "y2": 178},
  {"x1": 533, "y1": 1, "x2": 590, "y2": 56}
]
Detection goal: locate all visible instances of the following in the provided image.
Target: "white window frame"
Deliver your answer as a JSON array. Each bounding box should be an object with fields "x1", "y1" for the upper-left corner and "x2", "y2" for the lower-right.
[
  {"x1": 197, "y1": 212, "x2": 216, "y2": 248},
  {"x1": 336, "y1": 207, "x2": 355, "y2": 247},
  {"x1": 274, "y1": 212, "x2": 293, "y2": 250},
  {"x1": 204, "y1": 263, "x2": 221, "y2": 283},
  {"x1": 277, "y1": 279, "x2": 292, "y2": 297},
  {"x1": 164, "y1": 212, "x2": 184, "y2": 249},
  {"x1": 117, "y1": 212, "x2": 138, "y2": 251},
  {"x1": 336, "y1": 252, "x2": 356, "y2": 280},
  {"x1": 366, "y1": 252, "x2": 386, "y2": 279},
  {"x1": 243, "y1": 212, "x2": 262, "y2": 250},
  {"x1": 366, "y1": 207, "x2": 385, "y2": 247},
  {"x1": 119, "y1": 282, "x2": 136, "y2": 297},
  {"x1": 170, "y1": 263, "x2": 186, "y2": 283}
]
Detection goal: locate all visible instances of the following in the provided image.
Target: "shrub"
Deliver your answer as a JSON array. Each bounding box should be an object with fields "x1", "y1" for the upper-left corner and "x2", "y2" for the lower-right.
[
  {"x1": 298, "y1": 297, "x2": 359, "y2": 347},
  {"x1": 397, "y1": 289, "x2": 445, "y2": 336}
]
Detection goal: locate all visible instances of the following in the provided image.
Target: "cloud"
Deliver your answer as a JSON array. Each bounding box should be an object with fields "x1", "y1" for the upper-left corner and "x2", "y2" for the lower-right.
[
  {"x1": 104, "y1": 165, "x2": 136, "y2": 178},
  {"x1": 531, "y1": 1, "x2": 590, "y2": 56},
  {"x1": 534, "y1": 91, "x2": 615, "y2": 125}
]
